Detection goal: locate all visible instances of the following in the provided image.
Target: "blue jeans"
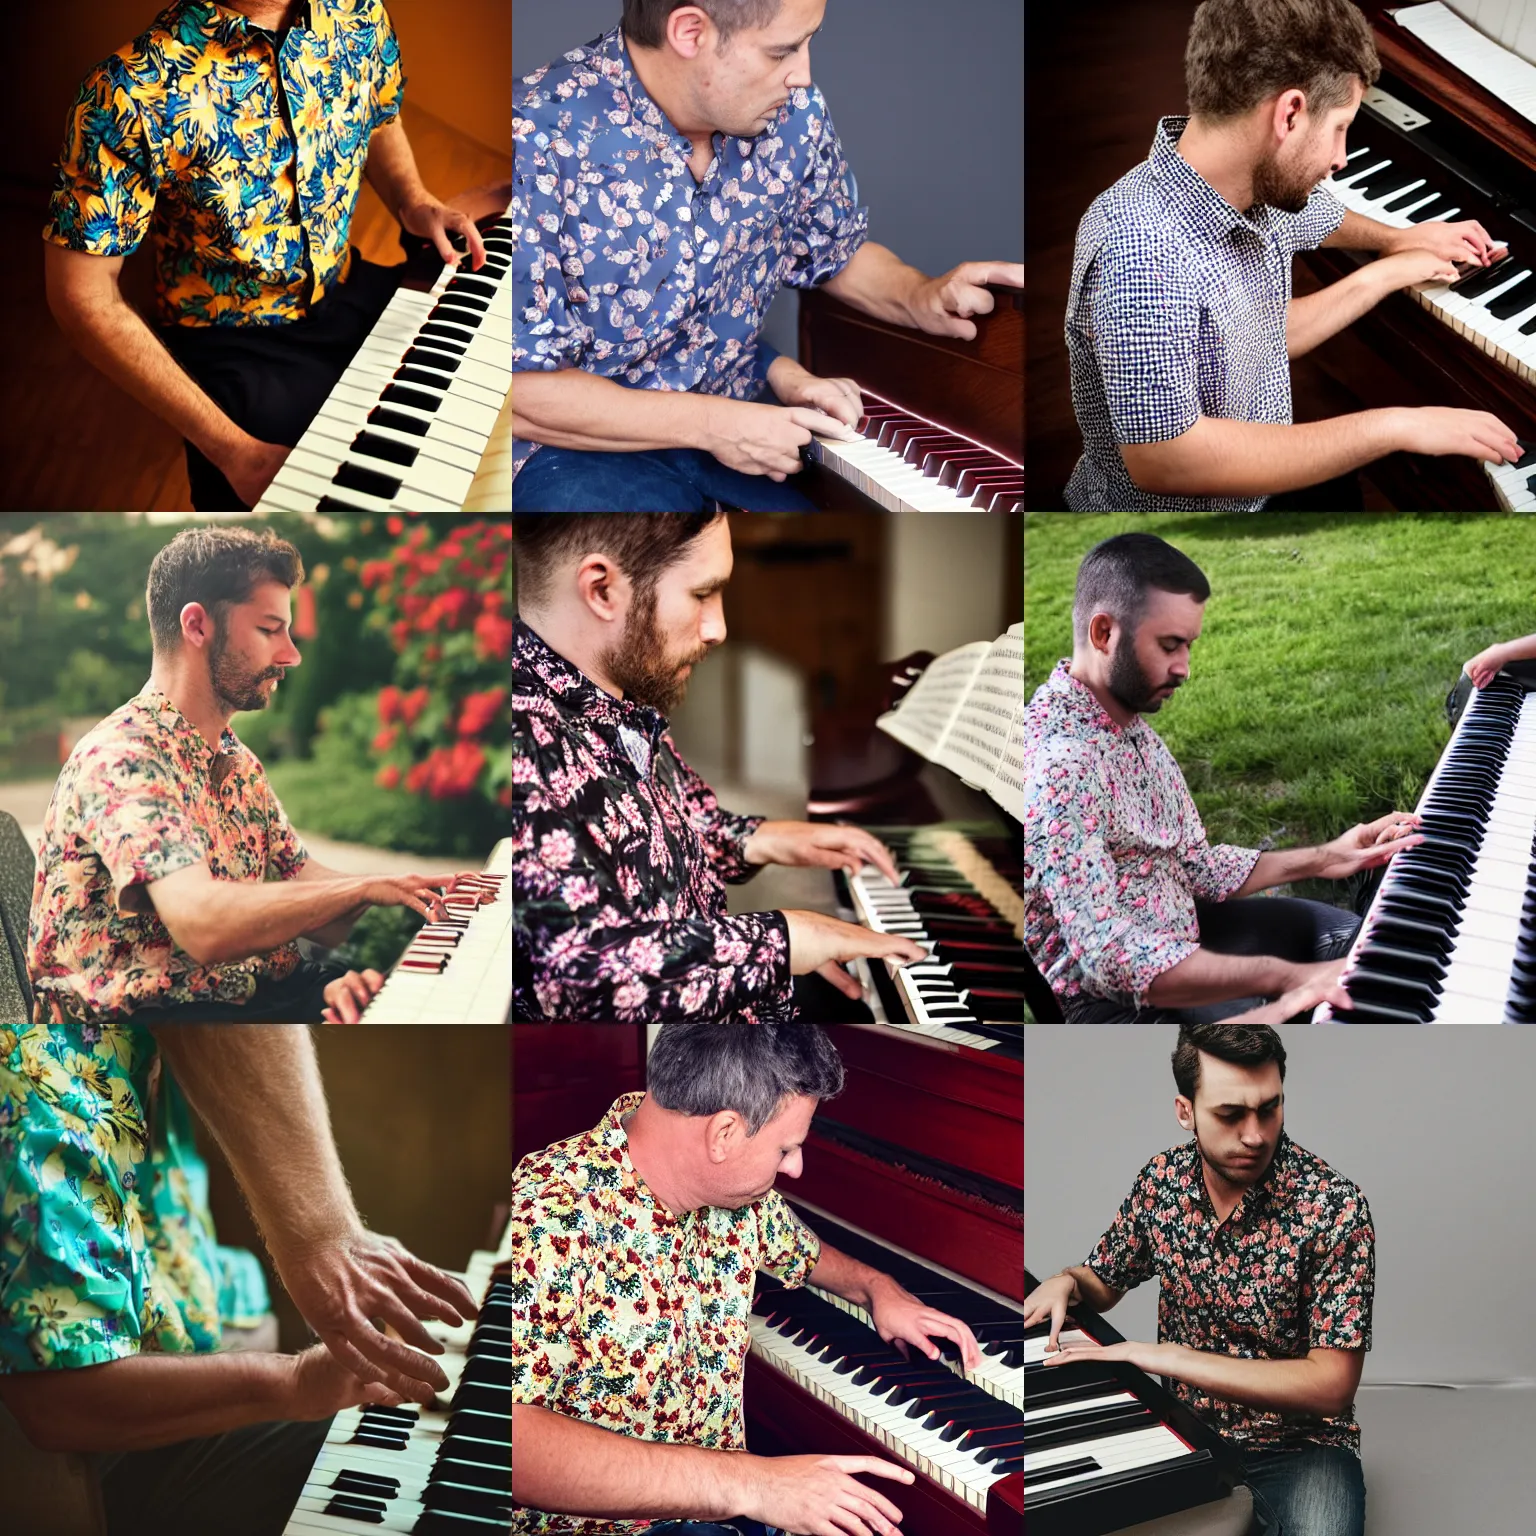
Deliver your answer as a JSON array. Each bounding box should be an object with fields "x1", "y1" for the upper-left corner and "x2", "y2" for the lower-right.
[
  {"x1": 513, "y1": 446, "x2": 817, "y2": 511},
  {"x1": 1245, "y1": 1446, "x2": 1366, "y2": 1536}
]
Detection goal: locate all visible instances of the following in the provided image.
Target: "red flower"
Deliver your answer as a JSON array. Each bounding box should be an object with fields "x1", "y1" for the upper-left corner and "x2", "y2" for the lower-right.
[
  {"x1": 376, "y1": 764, "x2": 401, "y2": 790},
  {"x1": 386, "y1": 515, "x2": 405, "y2": 536},
  {"x1": 400, "y1": 686, "x2": 431, "y2": 726},
  {"x1": 457, "y1": 687, "x2": 507, "y2": 738},
  {"x1": 473, "y1": 611, "x2": 514, "y2": 661},
  {"x1": 378, "y1": 685, "x2": 402, "y2": 725},
  {"x1": 372, "y1": 726, "x2": 398, "y2": 752},
  {"x1": 405, "y1": 760, "x2": 430, "y2": 794}
]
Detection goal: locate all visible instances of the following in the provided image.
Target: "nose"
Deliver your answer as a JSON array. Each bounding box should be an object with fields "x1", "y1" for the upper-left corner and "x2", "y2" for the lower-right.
[
  {"x1": 700, "y1": 597, "x2": 727, "y2": 647},
  {"x1": 781, "y1": 1149, "x2": 803, "y2": 1179},
  {"x1": 277, "y1": 637, "x2": 302, "y2": 667},
  {"x1": 786, "y1": 46, "x2": 812, "y2": 88}
]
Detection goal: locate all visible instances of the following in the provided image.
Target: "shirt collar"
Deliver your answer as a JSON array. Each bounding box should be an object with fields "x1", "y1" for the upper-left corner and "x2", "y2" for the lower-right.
[
  {"x1": 1185, "y1": 1128, "x2": 1291, "y2": 1226},
  {"x1": 514, "y1": 618, "x2": 668, "y2": 743},
  {"x1": 597, "y1": 1092, "x2": 688, "y2": 1231},
  {"x1": 1045, "y1": 658, "x2": 1150, "y2": 741},
  {"x1": 1149, "y1": 115, "x2": 1270, "y2": 242},
  {"x1": 606, "y1": 26, "x2": 719, "y2": 165},
  {"x1": 167, "y1": 0, "x2": 328, "y2": 46},
  {"x1": 136, "y1": 687, "x2": 241, "y2": 764}
]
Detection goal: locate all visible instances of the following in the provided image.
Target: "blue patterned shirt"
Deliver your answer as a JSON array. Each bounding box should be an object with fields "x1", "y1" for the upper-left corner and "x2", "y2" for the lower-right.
[
  {"x1": 1064, "y1": 116, "x2": 1345, "y2": 512},
  {"x1": 512, "y1": 26, "x2": 870, "y2": 482}
]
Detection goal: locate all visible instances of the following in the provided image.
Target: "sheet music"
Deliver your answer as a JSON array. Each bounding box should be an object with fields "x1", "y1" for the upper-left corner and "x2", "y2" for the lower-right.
[
  {"x1": 875, "y1": 642, "x2": 990, "y2": 759},
  {"x1": 934, "y1": 633, "x2": 1024, "y2": 790},
  {"x1": 1397, "y1": 1, "x2": 1536, "y2": 121}
]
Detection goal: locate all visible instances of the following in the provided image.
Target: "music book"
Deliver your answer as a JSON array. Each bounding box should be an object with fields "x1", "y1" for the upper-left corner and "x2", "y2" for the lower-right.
[{"x1": 876, "y1": 622, "x2": 1023, "y2": 816}]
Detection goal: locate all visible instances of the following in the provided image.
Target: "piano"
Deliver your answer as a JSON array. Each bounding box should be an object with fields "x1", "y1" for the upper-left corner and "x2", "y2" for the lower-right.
[
  {"x1": 255, "y1": 202, "x2": 513, "y2": 514},
  {"x1": 359, "y1": 840, "x2": 511, "y2": 1024},
  {"x1": 283, "y1": 1219, "x2": 511, "y2": 1533},
  {"x1": 1303, "y1": 1, "x2": 1536, "y2": 509},
  {"x1": 1315, "y1": 662, "x2": 1536, "y2": 1022},
  {"x1": 745, "y1": 1022, "x2": 1024, "y2": 1534},
  {"x1": 795, "y1": 285, "x2": 1023, "y2": 512},
  {"x1": 1021, "y1": 1269, "x2": 1244, "y2": 1536}
]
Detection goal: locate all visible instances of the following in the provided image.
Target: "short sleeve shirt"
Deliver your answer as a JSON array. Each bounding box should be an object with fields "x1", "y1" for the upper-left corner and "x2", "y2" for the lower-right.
[
  {"x1": 27, "y1": 688, "x2": 309, "y2": 1024},
  {"x1": 512, "y1": 621, "x2": 793, "y2": 1023},
  {"x1": 512, "y1": 1092, "x2": 821, "y2": 1536},
  {"x1": 1086, "y1": 1133, "x2": 1375, "y2": 1454},
  {"x1": 1063, "y1": 116, "x2": 1346, "y2": 512},
  {"x1": 512, "y1": 26, "x2": 870, "y2": 482},
  {"x1": 43, "y1": 0, "x2": 405, "y2": 328},
  {"x1": 1022, "y1": 661, "x2": 1260, "y2": 1008}
]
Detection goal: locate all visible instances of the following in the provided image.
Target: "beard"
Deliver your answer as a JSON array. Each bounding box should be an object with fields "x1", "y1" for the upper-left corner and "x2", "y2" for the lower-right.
[
  {"x1": 1107, "y1": 636, "x2": 1177, "y2": 715},
  {"x1": 1192, "y1": 1114, "x2": 1274, "y2": 1189},
  {"x1": 208, "y1": 624, "x2": 285, "y2": 715},
  {"x1": 1251, "y1": 143, "x2": 1322, "y2": 215},
  {"x1": 600, "y1": 588, "x2": 710, "y2": 714}
]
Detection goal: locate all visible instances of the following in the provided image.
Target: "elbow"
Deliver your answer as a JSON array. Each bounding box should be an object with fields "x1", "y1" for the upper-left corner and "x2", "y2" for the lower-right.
[
  {"x1": 1120, "y1": 445, "x2": 1181, "y2": 496},
  {"x1": 155, "y1": 910, "x2": 223, "y2": 967}
]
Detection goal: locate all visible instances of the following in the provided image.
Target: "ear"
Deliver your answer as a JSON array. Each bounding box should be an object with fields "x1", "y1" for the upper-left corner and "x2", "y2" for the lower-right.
[
  {"x1": 666, "y1": 5, "x2": 711, "y2": 59},
  {"x1": 704, "y1": 1109, "x2": 741, "y2": 1164},
  {"x1": 179, "y1": 601, "x2": 214, "y2": 649},
  {"x1": 1270, "y1": 88, "x2": 1306, "y2": 143},
  {"x1": 1088, "y1": 611, "x2": 1116, "y2": 655},
  {"x1": 575, "y1": 554, "x2": 628, "y2": 625},
  {"x1": 1174, "y1": 1094, "x2": 1194, "y2": 1132}
]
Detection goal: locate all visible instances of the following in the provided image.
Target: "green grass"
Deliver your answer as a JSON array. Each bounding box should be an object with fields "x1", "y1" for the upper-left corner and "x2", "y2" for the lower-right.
[{"x1": 1025, "y1": 512, "x2": 1536, "y2": 901}]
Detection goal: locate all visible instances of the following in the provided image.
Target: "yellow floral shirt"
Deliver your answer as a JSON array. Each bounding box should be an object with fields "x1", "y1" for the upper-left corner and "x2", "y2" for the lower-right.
[
  {"x1": 512, "y1": 1092, "x2": 822, "y2": 1536},
  {"x1": 27, "y1": 688, "x2": 309, "y2": 1024},
  {"x1": 43, "y1": 0, "x2": 406, "y2": 327}
]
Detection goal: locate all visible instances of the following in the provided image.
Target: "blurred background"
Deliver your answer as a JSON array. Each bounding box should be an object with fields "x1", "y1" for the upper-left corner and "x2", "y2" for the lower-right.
[{"x1": 0, "y1": 510, "x2": 511, "y2": 976}]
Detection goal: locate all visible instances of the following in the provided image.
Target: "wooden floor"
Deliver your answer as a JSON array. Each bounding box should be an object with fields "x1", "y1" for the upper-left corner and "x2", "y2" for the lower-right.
[{"x1": 0, "y1": 103, "x2": 509, "y2": 512}]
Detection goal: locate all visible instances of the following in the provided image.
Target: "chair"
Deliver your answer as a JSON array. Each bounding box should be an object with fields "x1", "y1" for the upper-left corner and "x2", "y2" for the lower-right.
[
  {"x1": 0, "y1": 812, "x2": 36, "y2": 1026},
  {"x1": 0, "y1": 1401, "x2": 107, "y2": 1536}
]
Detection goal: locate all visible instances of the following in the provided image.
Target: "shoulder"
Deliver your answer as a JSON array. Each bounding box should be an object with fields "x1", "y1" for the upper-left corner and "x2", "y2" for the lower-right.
[
  {"x1": 1283, "y1": 1140, "x2": 1371, "y2": 1227},
  {"x1": 65, "y1": 701, "x2": 177, "y2": 786},
  {"x1": 1077, "y1": 174, "x2": 1193, "y2": 286},
  {"x1": 1136, "y1": 1142, "x2": 1197, "y2": 1194},
  {"x1": 515, "y1": 30, "x2": 621, "y2": 120}
]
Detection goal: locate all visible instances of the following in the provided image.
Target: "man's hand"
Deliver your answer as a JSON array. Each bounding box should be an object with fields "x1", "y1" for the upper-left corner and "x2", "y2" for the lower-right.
[
  {"x1": 1315, "y1": 811, "x2": 1423, "y2": 879},
  {"x1": 1023, "y1": 1272, "x2": 1079, "y2": 1354},
  {"x1": 768, "y1": 356, "x2": 864, "y2": 430},
  {"x1": 744, "y1": 820, "x2": 901, "y2": 885},
  {"x1": 365, "y1": 871, "x2": 485, "y2": 924},
  {"x1": 737, "y1": 1453, "x2": 914, "y2": 1536},
  {"x1": 1386, "y1": 218, "x2": 1503, "y2": 268},
  {"x1": 271, "y1": 1229, "x2": 479, "y2": 1406},
  {"x1": 1392, "y1": 404, "x2": 1521, "y2": 464},
  {"x1": 322, "y1": 968, "x2": 386, "y2": 1024},
  {"x1": 869, "y1": 1275, "x2": 982, "y2": 1370},
  {"x1": 1229, "y1": 958, "x2": 1351, "y2": 1023},
  {"x1": 219, "y1": 435, "x2": 292, "y2": 509},
  {"x1": 1042, "y1": 1335, "x2": 1156, "y2": 1372},
  {"x1": 1370, "y1": 247, "x2": 1459, "y2": 295},
  {"x1": 701, "y1": 398, "x2": 858, "y2": 480},
  {"x1": 400, "y1": 197, "x2": 487, "y2": 270},
  {"x1": 781, "y1": 909, "x2": 928, "y2": 985},
  {"x1": 908, "y1": 260, "x2": 1024, "y2": 341},
  {"x1": 287, "y1": 1342, "x2": 412, "y2": 1419},
  {"x1": 1467, "y1": 641, "x2": 1513, "y2": 689}
]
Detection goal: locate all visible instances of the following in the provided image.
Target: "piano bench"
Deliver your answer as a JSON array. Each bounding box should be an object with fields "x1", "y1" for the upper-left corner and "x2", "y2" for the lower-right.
[
  {"x1": 0, "y1": 1399, "x2": 106, "y2": 1536},
  {"x1": 1112, "y1": 1486, "x2": 1255, "y2": 1536}
]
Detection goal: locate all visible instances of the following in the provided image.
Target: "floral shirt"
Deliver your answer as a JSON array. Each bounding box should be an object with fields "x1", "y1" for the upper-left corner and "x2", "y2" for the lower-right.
[
  {"x1": 1022, "y1": 660, "x2": 1260, "y2": 1009},
  {"x1": 512, "y1": 25, "x2": 870, "y2": 481},
  {"x1": 43, "y1": 0, "x2": 405, "y2": 327},
  {"x1": 512, "y1": 1092, "x2": 821, "y2": 1536},
  {"x1": 1085, "y1": 1133, "x2": 1375, "y2": 1454},
  {"x1": 512, "y1": 621, "x2": 794, "y2": 1023},
  {"x1": 0, "y1": 1026, "x2": 258, "y2": 1372},
  {"x1": 27, "y1": 688, "x2": 309, "y2": 1024}
]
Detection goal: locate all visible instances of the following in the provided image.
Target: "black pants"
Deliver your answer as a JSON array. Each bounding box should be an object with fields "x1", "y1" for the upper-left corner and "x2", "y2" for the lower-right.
[
  {"x1": 1062, "y1": 897, "x2": 1362, "y2": 1023},
  {"x1": 158, "y1": 252, "x2": 404, "y2": 511},
  {"x1": 118, "y1": 961, "x2": 347, "y2": 1025}
]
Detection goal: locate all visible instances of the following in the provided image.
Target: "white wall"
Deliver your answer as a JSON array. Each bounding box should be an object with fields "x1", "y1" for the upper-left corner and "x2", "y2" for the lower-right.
[{"x1": 885, "y1": 514, "x2": 1010, "y2": 660}]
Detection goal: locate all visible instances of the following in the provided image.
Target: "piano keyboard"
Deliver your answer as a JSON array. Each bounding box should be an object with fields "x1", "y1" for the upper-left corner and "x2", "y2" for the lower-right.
[
  {"x1": 361, "y1": 840, "x2": 511, "y2": 1024},
  {"x1": 808, "y1": 392, "x2": 1024, "y2": 512},
  {"x1": 284, "y1": 1228, "x2": 510, "y2": 1534},
  {"x1": 256, "y1": 207, "x2": 513, "y2": 514},
  {"x1": 752, "y1": 1199, "x2": 1024, "y2": 1512},
  {"x1": 1316, "y1": 672, "x2": 1536, "y2": 1022}
]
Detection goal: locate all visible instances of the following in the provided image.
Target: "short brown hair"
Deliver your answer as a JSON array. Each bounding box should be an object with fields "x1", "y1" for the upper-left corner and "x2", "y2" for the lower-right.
[
  {"x1": 146, "y1": 525, "x2": 305, "y2": 652},
  {"x1": 622, "y1": 0, "x2": 785, "y2": 49},
  {"x1": 1172, "y1": 1023, "x2": 1288, "y2": 1101},
  {"x1": 1185, "y1": 0, "x2": 1380, "y2": 120},
  {"x1": 513, "y1": 512, "x2": 724, "y2": 610}
]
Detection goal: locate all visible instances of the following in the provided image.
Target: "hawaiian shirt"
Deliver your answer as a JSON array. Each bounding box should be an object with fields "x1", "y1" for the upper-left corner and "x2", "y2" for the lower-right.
[
  {"x1": 512, "y1": 621, "x2": 794, "y2": 1023},
  {"x1": 1064, "y1": 115, "x2": 1345, "y2": 511},
  {"x1": 1085, "y1": 1132, "x2": 1375, "y2": 1455},
  {"x1": 1022, "y1": 660, "x2": 1260, "y2": 1010},
  {"x1": 512, "y1": 25, "x2": 870, "y2": 481},
  {"x1": 27, "y1": 688, "x2": 309, "y2": 1024},
  {"x1": 0, "y1": 1028, "x2": 263, "y2": 1372},
  {"x1": 512, "y1": 1092, "x2": 821, "y2": 1536},
  {"x1": 43, "y1": 0, "x2": 406, "y2": 327}
]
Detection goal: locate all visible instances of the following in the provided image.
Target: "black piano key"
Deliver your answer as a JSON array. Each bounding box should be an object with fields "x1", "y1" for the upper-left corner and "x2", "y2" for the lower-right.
[
  {"x1": 395, "y1": 365, "x2": 454, "y2": 390},
  {"x1": 382, "y1": 384, "x2": 442, "y2": 414},
  {"x1": 352, "y1": 430, "x2": 421, "y2": 469},
  {"x1": 1028, "y1": 1455, "x2": 1101, "y2": 1488},
  {"x1": 437, "y1": 291, "x2": 491, "y2": 315},
  {"x1": 430, "y1": 304, "x2": 482, "y2": 331},
  {"x1": 333, "y1": 1470, "x2": 402, "y2": 1495},
  {"x1": 1378, "y1": 181, "x2": 1437, "y2": 214},
  {"x1": 420, "y1": 322, "x2": 474, "y2": 347},
  {"x1": 404, "y1": 346, "x2": 461, "y2": 374},
  {"x1": 1450, "y1": 259, "x2": 1519, "y2": 298},
  {"x1": 1482, "y1": 271, "x2": 1536, "y2": 318},
  {"x1": 334, "y1": 462, "x2": 404, "y2": 501},
  {"x1": 449, "y1": 275, "x2": 501, "y2": 299},
  {"x1": 1354, "y1": 167, "x2": 1424, "y2": 202},
  {"x1": 324, "y1": 1495, "x2": 387, "y2": 1522},
  {"x1": 316, "y1": 495, "x2": 371, "y2": 512},
  {"x1": 369, "y1": 406, "x2": 431, "y2": 437},
  {"x1": 1406, "y1": 195, "x2": 1449, "y2": 223}
]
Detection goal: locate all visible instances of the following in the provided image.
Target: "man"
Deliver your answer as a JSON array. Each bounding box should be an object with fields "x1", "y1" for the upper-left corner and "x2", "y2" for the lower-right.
[
  {"x1": 1025, "y1": 1023, "x2": 1375, "y2": 1536},
  {"x1": 26, "y1": 523, "x2": 493, "y2": 1025},
  {"x1": 513, "y1": 1019, "x2": 982, "y2": 1534},
  {"x1": 512, "y1": 0, "x2": 1024, "y2": 512},
  {"x1": 512, "y1": 511, "x2": 926, "y2": 1023},
  {"x1": 0, "y1": 1023, "x2": 477, "y2": 1535},
  {"x1": 1064, "y1": 0, "x2": 1521, "y2": 511},
  {"x1": 1022, "y1": 532, "x2": 1422, "y2": 1023},
  {"x1": 43, "y1": 0, "x2": 502, "y2": 512}
]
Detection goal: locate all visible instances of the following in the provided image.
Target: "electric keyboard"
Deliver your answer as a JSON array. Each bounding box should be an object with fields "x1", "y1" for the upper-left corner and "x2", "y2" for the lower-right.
[
  {"x1": 1316, "y1": 667, "x2": 1536, "y2": 1021},
  {"x1": 283, "y1": 1224, "x2": 511, "y2": 1533},
  {"x1": 1021, "y1": 1270, "x2": 1242, "y2": 1536},
  {"x1": 256, "y1": 205, "x2": 513, "y2": 514},
  {"x1": 360, "y1": 840, "x2": 511, "y2": 1024}
]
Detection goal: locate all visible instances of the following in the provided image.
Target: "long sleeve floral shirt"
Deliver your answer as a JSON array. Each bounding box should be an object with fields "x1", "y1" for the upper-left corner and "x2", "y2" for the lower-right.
[
  {"x1": 1022, "y1": 660, "x2": 1259, "y2": 1009},
  {"x1": 513, "y1": 621, "x2": 793, "y2": 1023},
  {"x1": 43, "y1": 0, "x2": 405, "y2": 327},
  {"x1": 512, "y1": 25, "x2": 870, "y2": 482},
  {"x1": 26, "y1": 688, "x2": 308, "y2": 1024},
  {"x1": 512, "y1": 1092, "x2": 821, "y2": 1536},
  {"x1": 1086, "y1": 1133, "x2": 1375, "y2": 1455}
]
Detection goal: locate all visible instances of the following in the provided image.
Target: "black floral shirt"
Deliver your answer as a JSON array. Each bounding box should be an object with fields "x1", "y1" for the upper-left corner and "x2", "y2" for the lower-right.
[
  {"x1": 512, "y1": 621, "x2": 793, "y2": 1022},
  {"x1": 1085, "y1": 1133, "x2": 1374, "y2": 1454}
]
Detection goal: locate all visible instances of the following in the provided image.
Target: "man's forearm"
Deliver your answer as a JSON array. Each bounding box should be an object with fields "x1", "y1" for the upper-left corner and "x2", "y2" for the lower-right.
[
  {"x1": 1232, "y1": 847, "x2": 1326, "y2": 897},
  {"x1": 1148, "y1": 1342, "x2": 1355, "y2": 1417},
  {"x1": 1320, "y1": 208, "x2": 1399, "y2": 254},
  {"x1": 1286, "y1": 265, "x2": 1393, "y2": 358},
  {"x1": 512, "y1": 370, "x2": 713, "y2": 454},
  {"x1": 512, "y1": 1403, "x2": 748, "y2": 1517},
  {"x1": 0, "y1": 1351, "x2": 295, "y2": 1454},
  {"x1": 1144, "y1": 947, "x2": 1295, "y2": 1008},
  {"x1": 363, "y1": 117, "x2": 432, "y2": 221},
  {"x1": 806, "y1": 1240, "x2": 889, "y2": 1308},
  {"x1": 821, "y1": 240, "x2": 926, "y2": 327},
  {"x1": 193, "y1": 875, "x2": 379, "y2": 964}
]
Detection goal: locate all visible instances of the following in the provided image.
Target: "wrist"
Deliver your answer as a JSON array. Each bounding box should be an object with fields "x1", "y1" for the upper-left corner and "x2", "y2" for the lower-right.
[{"x1": 766, "y1": 354, "x2": 807, "y2": 402}]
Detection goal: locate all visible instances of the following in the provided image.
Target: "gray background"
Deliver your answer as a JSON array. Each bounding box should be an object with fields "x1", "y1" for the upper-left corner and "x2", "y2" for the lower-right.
[{"x1": 513, "y1": 0, "x2": 1024, "y2": 360}]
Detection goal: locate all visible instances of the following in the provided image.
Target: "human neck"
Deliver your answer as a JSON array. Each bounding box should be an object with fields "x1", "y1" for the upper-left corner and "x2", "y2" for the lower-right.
[
  {"x1": 624, "y1": 32, "x2": 717, "y2": 152},
  {"x1": 623, "y1": 1098, "x2": 701, "y2": 1216},
  {"x1": 523, "y1": 607, "x2": 624, "y2": 700},
  {"x1": 221, "y1": 0, "x2": 303, "y2": 32},
  {"x1": 146, "y1": 662, "x2": 234, "y2": 754},
  {"x1": 1067, "y1": 655, "x2": 1136, "y2": 729},
  {"x1": 1174, "y1": 114, "x2": 1259, "y2": 214}
]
